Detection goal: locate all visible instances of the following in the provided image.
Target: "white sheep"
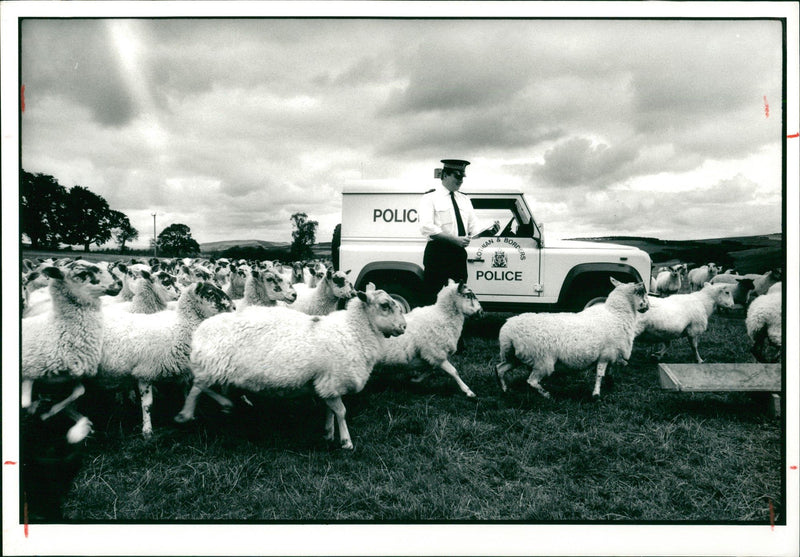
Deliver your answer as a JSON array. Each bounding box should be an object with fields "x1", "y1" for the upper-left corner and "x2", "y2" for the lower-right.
[
  {"x1": 281, "y1": 268, "x2": 355, "y2": 315},
  {"x1": 379, "y1": 280, "x2": 483, "y2": 398},
  {"x1": 98, "y1": 282, "x2": 235, "y2": 438},
  {"x1": 635, "y1": 282, "x2": 735, "y2": 363},
  {"x1": 743, "y1": 269, "x2": 782, "y2": 303},
  {"x1": 655, "y1": 264, "x2": 685, "y2": 296},
  {"x1": 709, "y1": 273, "x2": 755, "y2": 308},
  {"x1": 22, "y1": 260, "x2": 123, "y2": 416},
  {"x1": 174, "y1": 285, "x2": 407, "y2": 449},
  {"x1": 224, "y1": 264, "x2": 248, "y2": 299},
  {"x1": 107, "y1": 270, "x2": 181, "y2": 314},
  {"x1": 687, "y1": 263, "x2": 719, "y2": 291},
  {"x1": 236, "y1": 268, "x2": 297, "y2": 311},
  {"x1": 495, "y1": 278, "x2": 649, "y2": 399},
  {"x1": 305, "y1": 261, "x2": 328, "y2": 287},
  {"x1": 745, "y1": 286, "x2": 782, "y2": 363}
]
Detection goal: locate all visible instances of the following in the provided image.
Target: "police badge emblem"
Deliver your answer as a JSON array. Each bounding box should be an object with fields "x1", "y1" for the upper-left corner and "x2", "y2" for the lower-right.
[{"x1": 492, "y1": 250, "x2": 507, "y2": 268}]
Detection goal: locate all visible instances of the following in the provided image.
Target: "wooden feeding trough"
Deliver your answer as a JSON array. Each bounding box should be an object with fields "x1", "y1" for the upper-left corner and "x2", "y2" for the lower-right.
[{"x1": 658, "y1": 363, "x2": 782, "y2": 416}]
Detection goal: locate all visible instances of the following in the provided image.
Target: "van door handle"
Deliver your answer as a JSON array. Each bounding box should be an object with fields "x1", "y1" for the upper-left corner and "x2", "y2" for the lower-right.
[{"x1": 467, "y1": 257, "x2": 484, "y2": 263}]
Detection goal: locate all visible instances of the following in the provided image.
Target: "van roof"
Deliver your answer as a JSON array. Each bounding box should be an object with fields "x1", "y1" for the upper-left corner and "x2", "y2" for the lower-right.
[{"x1": 342, "y1": 181, "x2": 523, "y2": 195}]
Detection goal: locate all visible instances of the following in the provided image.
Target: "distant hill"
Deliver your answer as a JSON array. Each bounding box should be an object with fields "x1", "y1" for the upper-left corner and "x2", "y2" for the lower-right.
[{"x1": 572, "y1": 233, "x2": 783, "y2": 274}]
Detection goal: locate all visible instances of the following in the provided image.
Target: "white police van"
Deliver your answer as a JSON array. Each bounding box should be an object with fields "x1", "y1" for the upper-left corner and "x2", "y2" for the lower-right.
[{"x1": 337, "y1": 181, "x2": 651, "y2": 313}]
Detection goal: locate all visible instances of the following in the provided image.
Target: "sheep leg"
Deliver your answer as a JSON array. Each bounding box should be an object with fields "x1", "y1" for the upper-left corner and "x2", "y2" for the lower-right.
[
  {"x1": 439, "y1": 360, "x2": 476, "y2": 398},
  {"x1": 21, "y1": 379, "x2": 33, "y2": 409},
  {"x1": 525, "y1": 368, "x2": 552, "y2": 399},
  {"x1": 175, "y1": 384, "x2": 203, "y2": 423},
  {"x1": 138, "y1": 380, "x2": 154, "y2": 439},
  {"x1": 592, "y1": 361, "x2": 608, "y2": 398},
  {"x1": 201, "y1": 387, "x2": 235, "y2": 413},
  {"x1": 494, "y1": 362, "x2": 515, "y2": 392},
  {"x1": 40, "y1": 383, "x2": 86, "y2": 421},
  {"x1": 651, "y1": 342, "x2": 669, "y2": 360},
  {"x1": 323, "y1": 396, "x2": 353, "y2": 450},
  {"x1": 323, "y1": 408, "x2": 335, "y2": 442},
  {"x1": 688, "y1": 336, "x2": 703, "y2": 364}
]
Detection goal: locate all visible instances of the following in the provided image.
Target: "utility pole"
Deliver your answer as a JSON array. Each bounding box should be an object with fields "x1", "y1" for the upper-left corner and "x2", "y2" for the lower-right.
[{"x1": 152, "y1": 213, "x2": 157, "y2": 258}]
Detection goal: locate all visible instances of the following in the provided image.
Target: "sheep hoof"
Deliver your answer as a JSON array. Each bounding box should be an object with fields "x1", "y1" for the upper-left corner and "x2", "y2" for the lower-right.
[
  {"x1": 465, "y1": 390, "x2": 477, "y2": 399},
  {"x1": 174, "y1": 413, "x2": 193, "y2": 424},
  {"x1": 341, "y1": 440, "x2": 354, "y2": 450},
  {"x1": 410, "y1": 371, "x2": 431, "y2": 383}
]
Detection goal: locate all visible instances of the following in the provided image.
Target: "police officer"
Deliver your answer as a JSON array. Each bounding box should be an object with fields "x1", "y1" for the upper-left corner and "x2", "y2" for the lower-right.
[{"x1": 419, "y1": 159, "x2": 497, "y2": 304}]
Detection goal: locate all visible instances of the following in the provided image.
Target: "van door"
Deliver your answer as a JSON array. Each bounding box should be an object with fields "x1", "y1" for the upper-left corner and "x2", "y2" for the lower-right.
[{"x1": 465, "y1": 196, "x2": 542, "y2": 303}]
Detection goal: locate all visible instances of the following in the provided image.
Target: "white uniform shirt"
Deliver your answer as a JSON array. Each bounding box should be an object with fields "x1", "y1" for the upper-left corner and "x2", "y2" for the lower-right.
[{"x1": 418, "y1": 184, "x2": 480, "y2": 239}]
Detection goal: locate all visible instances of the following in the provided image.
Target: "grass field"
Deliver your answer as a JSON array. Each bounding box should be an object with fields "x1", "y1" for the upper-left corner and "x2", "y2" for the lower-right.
[{"x1": 56, "y1": 309, "x2": 782, "y2": 523}]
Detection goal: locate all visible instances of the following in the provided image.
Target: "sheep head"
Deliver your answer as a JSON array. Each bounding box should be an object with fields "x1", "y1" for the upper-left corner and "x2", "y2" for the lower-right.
[{"x1": 357, "y1": 287, "x2": 407, "y2": 338}]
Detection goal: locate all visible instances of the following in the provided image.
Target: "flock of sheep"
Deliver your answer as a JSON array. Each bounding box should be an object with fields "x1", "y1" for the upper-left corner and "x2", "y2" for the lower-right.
[
  {"x1": 18, "y1": 253, "x2": 783, "y2": 518},
  {"x1": 20, "y1": 255, "x2": 784, "y2": 442}
]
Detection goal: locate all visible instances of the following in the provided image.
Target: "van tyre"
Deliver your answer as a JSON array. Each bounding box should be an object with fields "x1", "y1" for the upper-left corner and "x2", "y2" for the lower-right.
[{"x1": 376, "y1": 281, "x2": 422, "y2": 313}]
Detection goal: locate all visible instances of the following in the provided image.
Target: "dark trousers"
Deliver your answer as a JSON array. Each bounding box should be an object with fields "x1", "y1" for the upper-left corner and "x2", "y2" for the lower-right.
[{"x1": 423, "y1": 240, "x2": 467, "y2": 304}]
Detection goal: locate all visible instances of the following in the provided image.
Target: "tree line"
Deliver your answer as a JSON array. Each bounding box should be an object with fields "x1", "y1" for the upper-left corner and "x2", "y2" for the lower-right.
[
  {"x1": 22, "y1": 169, "x2": 322, "y2": 260},
  {"x1": 21, "y1": 170, "x2": 200, "y2": 256}
]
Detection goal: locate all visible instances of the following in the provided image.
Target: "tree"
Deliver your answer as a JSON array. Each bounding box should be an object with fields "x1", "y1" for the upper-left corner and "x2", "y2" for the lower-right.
[
  {"x1": 157, "y1": 223, "x2": 200, "y2": 257},
  {"x1": 110, "y1": 210, "x2": 139, "y2": 253},
  {"x1": 289, "y1": 212, "x2": 318, "y2": 261},
  {"x1": 21, "y1": 170, "x2": 68, "y2": 249},
  {"x1": 61, "y1": 185, "x2": 115, "y2": 252}
]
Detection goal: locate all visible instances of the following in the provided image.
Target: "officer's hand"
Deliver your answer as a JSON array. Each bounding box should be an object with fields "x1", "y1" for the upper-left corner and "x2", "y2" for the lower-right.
[
  {"x1": 491, "y1": 220, "x2": 501, "y2": 233},
  {"x1": 454, "y1": 235, "x2": 470, "y2": 248}
]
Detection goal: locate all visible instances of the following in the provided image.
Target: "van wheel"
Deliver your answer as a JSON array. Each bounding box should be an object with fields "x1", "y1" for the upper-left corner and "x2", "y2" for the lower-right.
[
  {"x1": 566, "y1": 286, "x2": 609, "y2": 312},
  {"x1": 376, "y1": 282, "x2": 422, "y2": 313}
]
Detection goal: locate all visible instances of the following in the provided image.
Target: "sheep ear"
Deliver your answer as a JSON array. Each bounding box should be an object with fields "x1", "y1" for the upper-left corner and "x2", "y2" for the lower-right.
[
  {"x1": 140, "y1": 270, "x2": 152, "y2": 281},
  {"x1": 446, "y1": 278, "x2": 456, "y2": 287},
  {"x1": 345, "y1": 269, "x2": 351, "y2": 275},
  {"x1": 357, "y1": 290, "x2": 368, "y2": 303},
  {"x1": 41, "y1": 266, "x2": 64, "y2": 280},
  {"x1": 610, "y1": 276, "x2": 621, "y2": 287},
  {"x1": 365, "y1": 282, "x2": 376, "y2": 292},
  {"x1": 326, "y1": 268, "x2": 333, "y2": 279}
]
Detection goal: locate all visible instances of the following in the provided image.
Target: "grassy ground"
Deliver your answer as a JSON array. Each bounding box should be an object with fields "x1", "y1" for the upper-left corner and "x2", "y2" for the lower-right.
[{"x1": 58, "y1": 309, "x2": 783, "y2": 523}]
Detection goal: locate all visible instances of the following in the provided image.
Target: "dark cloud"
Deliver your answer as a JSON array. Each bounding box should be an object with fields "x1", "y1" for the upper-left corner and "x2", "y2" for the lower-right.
[{"x1": 531, "y1": 137, "x2": 639, "y2": 190}]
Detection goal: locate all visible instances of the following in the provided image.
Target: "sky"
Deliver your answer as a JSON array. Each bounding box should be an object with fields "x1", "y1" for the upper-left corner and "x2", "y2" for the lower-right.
[{"x1": 14, "y1": 8, "x2": 788, "y2": 249}]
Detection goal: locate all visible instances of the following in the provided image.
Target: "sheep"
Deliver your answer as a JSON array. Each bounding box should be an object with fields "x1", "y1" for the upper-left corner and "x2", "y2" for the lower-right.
[
  {"x1": 635, "y1": 282, "x2": 735, "y2": 363},
  {"x1": 224, "y1": 264, "x2": 248, "y2": 299},
  {"x1": 174, "y1": 285, "x2": 407, "y2": 449},
  {"x1": 745, "y1": 286, "x2": 782, "y2": 363},
  {"x1": 303, "y1": 261, "x2": 328, "y2": 287},
  {"x1": 687, "y1": 263, "x2": 719, "y2": 291},
  {"x1": 97, "y1": 282, "x2": 235, "y2": 438},
  {"x1": 282, "y1": 268, "x2": 355, "y2": 315},
  {"x1": 236, "y1": 268, "x2": 297, "y2": 311},
  {"x1": 106, "y1": 270, "x2": 182, "y2": 315},
  {"x1": 379, "y1": 280, "x2": 483, "y2": 398},
  {"x1": 743, "y1": 269, "x2": 782, "y2": 303},
  {"x1": 655, "y1": 264, "x2": 685, "y2": 296},
  {"x1": 709, "y1": 273, "x2": 756, "y2": 308},
  {"x1": 22, "y1": 260, "x2": 123, "y2": 416},
  {"x1": 495, "y1": 278, "x2": 649, "y2": 399}
]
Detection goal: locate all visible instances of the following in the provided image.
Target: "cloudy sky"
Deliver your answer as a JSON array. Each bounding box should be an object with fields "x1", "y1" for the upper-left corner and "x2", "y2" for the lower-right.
[{"x1": 16, "y1": 8, "x2": 787, "y2": 249}]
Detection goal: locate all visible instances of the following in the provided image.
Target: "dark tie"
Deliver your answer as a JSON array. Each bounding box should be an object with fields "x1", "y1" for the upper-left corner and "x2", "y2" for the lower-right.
[{"x1": 450, "y1": 192, "x2": 466, "y2": 236}]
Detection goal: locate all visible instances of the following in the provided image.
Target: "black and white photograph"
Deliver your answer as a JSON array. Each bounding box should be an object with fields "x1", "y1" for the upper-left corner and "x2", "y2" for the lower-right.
[{"x1": 2, "y1": 1, "x2": 798, "y2": 555}]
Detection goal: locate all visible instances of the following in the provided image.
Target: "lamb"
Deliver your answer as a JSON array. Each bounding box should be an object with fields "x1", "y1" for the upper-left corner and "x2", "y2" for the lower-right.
[
  {"x1": 635, "y1": 282, "x2": 735, "y2": 363},
  {"x1": 687, "y1": 263, "x2": 719, "y2": 291},
  {"x1": 236, "y1": 268, "x2": 297, "y2": 311},
  {"x1": 495, "y1": 278, "x2": 649, "y2": 399},
  {"x1": 174, "y1": 285, "x2": 407, "y2": 449},
  {"x1": 655, "y1": 264, "x2": 685, "y2": 296},
  {"x1": 22, "y1": 260, "x2": 123, "y2": 415},
  {"x1": 745, "y1": 286, "x2": 782, "y2": 363},
  {"x1": 98, "y1": 282, "x2": 235, "y2": 438},
  {"x1": 282, "y1": 268, "x2": 355, "y2": 315},
  {"x1": 379, "y1": 280, "x2": 483, "y2": 398}
]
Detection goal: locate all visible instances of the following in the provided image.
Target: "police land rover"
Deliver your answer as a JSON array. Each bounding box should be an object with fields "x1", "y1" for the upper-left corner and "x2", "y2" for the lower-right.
[{"x1": 336, "y1": 181, "x2": 651, "y2": 313}]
